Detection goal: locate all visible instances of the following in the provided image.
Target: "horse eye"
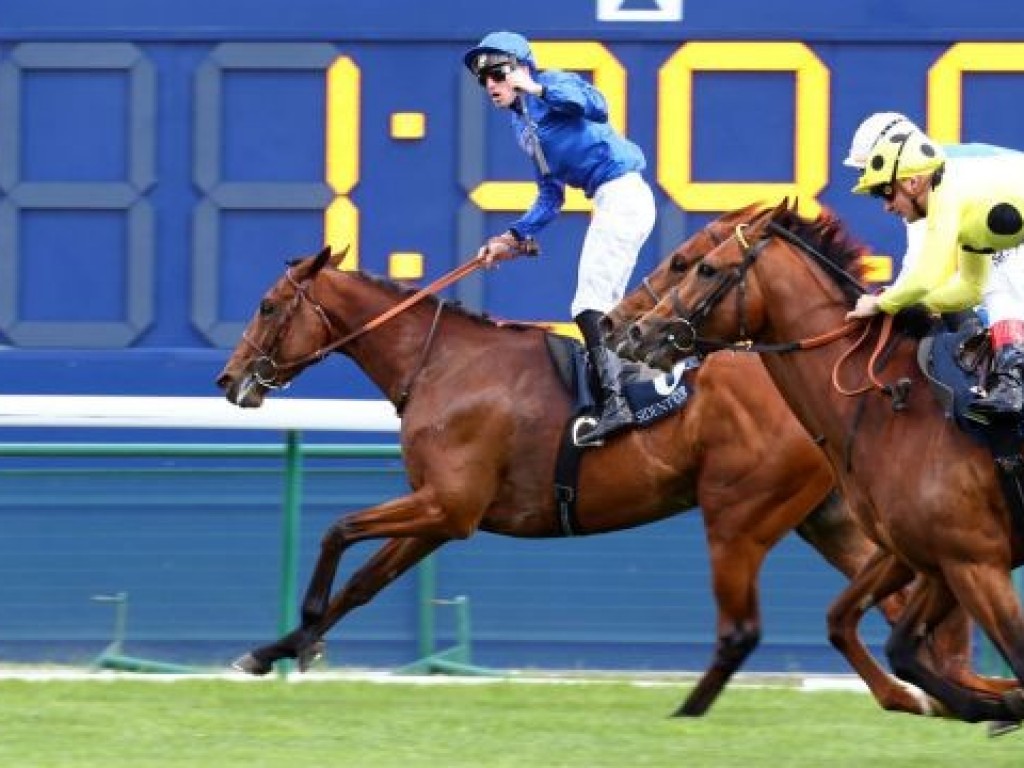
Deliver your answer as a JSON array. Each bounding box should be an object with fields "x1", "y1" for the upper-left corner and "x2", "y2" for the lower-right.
[
  {"x1": 259, "y1": 299, "x2": 275, "y2": 316},
  {"x1": 697, "y1": 263, "x2": 717, "y2": 278},
  {"x1": 669, "y1": 258, "x2": 687, "y2": 273}
]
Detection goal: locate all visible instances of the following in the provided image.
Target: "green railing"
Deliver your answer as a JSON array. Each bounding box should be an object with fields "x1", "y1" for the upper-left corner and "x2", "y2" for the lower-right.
[
  {"x1": 0, "y1": 439, "x2": 499, "y2": 675},
  {"x1": 0, "y1": 440, "x2": 398, "y2": 645}
]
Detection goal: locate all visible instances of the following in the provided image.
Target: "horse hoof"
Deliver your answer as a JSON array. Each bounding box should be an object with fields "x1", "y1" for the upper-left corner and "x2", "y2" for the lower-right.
[
  {"x1": 671, "y1": 699, "x2": 710, "y2": 718},
  {"x1": 1003, "y1": 688, "x2": 1024, "y2": 720},
  {"x1": 231, "y1": 652, "x2": 272, "y2": 676},
  {"x1": 987, "y1": 720, "x2": 1022, "y2": 738},
  {"x1": 297, "y1": 640, "x2": 326, "y2": 673}
]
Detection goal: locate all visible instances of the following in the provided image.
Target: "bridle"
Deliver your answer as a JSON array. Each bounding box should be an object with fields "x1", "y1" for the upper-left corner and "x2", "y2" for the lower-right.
[
  {"x1": 240, "y1": 254, "x2": 486, "y2": 397},
  {"x1": 241, "y1": 268, "x2": 337, "y2": 389},
  {"x1": 657, "y1": 218, "x2": 868, "y2": 357},
  {"x1": 659, "y1": 223, "x2": 769, "y2": 354}
]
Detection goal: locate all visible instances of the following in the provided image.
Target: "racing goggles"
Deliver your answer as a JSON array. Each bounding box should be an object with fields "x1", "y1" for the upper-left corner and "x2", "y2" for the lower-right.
[{"x1": 472, "y1": 53, "x2": 517, "y2": 86}]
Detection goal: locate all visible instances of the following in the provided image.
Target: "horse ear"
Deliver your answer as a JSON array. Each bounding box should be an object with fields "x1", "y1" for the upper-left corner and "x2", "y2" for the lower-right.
[
  {"x1": 310, "y1": 246, "x2": 332, "y2": 274},
  {"x1": 329, "y1": 245, "x2": 351, "y2": 270}
]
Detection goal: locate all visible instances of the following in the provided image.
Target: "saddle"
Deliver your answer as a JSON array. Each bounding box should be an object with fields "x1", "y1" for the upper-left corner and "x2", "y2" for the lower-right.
[
  {"x1": 541, "y1": 333, "x2": 699, "y2": 536},
  {"x1": 919, "y1": 321, "x2": 1024, "y2": 537},
  {"x1": 544, "y1": 334, "x2": 698, "y2": 435}
]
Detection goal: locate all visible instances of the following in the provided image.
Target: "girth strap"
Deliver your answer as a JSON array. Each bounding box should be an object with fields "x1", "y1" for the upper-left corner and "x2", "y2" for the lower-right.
[{"x1": 554, "y1": 415, "x2": 584, "y2": 536}]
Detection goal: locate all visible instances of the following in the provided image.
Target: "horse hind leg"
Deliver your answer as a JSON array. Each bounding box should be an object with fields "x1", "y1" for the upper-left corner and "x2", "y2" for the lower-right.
[{"x1": 674, "y1": 538, "x2": 764, "y2": 717}]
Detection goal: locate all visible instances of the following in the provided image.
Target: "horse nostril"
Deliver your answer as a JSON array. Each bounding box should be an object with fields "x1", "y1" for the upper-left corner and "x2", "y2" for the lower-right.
[{"x1": 628, "y1": 324, "x2": 643, "y2": 345}]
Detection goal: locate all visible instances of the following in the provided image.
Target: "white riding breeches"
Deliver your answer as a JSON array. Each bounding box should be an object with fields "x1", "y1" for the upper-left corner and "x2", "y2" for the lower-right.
[
  {"x1": 571, "y1": 172, "x2": 656, "y2": 318},
  {"x1": 984, "y1": 244, "x2": 1024, "y2": 325}
]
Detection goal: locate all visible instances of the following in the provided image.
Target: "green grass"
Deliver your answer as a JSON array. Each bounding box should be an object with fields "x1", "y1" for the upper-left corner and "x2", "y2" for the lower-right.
[{"x1": 0, "y1": 678, "x2": 1018, "y2": 767}]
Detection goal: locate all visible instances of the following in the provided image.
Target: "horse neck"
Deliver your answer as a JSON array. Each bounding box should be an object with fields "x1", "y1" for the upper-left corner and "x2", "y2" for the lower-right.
[
  {"x1": 320, "y1": 272, "x2": 453, "y2": 403},
  {"x1": 750, "y1": 254, "x2": 863, "y2": 449}
]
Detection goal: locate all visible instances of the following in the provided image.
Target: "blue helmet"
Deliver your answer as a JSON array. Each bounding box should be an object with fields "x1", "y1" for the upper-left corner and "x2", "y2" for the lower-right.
[{"x1": 463, "y1": 31, "x2": 535, "y2": 76}]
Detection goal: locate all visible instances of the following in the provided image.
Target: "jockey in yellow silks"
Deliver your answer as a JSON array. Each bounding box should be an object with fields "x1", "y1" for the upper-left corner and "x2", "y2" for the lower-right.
[{"x1": 847, "y1": 127, "x2": 1024, "y2": 418}]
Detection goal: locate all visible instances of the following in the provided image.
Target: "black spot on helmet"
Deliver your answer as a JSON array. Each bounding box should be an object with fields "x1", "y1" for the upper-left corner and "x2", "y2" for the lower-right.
[
  {"x1": 988, "y1": 203, "x2": 1024, "y2": 236},
  {"x1": 870, "y1": 154, "x2": 885, "y2": 171},
  {"x1": 920, "y1": 143, "x2": 936, "y2": 157}
]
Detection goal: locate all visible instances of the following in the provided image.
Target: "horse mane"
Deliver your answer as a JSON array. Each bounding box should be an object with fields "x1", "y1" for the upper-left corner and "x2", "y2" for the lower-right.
[
  {"x1": 354, "y1": 270, "x2": 533, "y2": 332},
  {"x1": 770, "y1": 205, "x2": 873, "y2": 304},
  {"x1": 769, "y1": 204, "x2": 936, "y2": 339}
]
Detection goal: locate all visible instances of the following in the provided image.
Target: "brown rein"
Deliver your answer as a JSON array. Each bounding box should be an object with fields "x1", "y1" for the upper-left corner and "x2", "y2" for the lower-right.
[
  {"x1": 268, "y1": 253, "x2": 489, "y2": 372},
  {"x1": 692, "y1": 223, "x2": 902, "y2": 400},
  {"x1": 831, "y1": 313, "x2": 899, "y2": 396},
  {"x1": 242, "y1": 252, "x2": 490, "y2": 392},
  {"x1": 305, "y1": 253, "x2": 488, "y2": 362}
]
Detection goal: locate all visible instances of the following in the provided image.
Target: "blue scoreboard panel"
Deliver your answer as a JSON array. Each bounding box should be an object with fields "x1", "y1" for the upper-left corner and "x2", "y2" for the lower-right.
[{"x1": 3, "y1": 0, "x2": 1024, "y2": 397}]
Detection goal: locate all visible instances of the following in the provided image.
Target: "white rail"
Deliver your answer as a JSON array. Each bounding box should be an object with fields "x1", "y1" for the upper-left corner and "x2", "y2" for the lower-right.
[{"x1": 0, "y1": 395, "x2": 401, "y2": 432}]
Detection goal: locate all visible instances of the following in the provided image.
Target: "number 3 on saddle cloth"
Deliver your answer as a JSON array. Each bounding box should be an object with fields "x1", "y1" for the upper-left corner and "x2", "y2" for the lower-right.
[
  {"x1": 922, "y1": 322, "x2": 1024, "y2": 536},
  {"x1": 542, "y1": 334, "x2": 699, "y2": 535}
]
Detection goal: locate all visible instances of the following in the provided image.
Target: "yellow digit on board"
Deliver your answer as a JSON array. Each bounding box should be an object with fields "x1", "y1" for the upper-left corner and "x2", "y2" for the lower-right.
[
  {"x1": 325, "y1": 56, "x2": 361, "y2": 269},
  {"x1": 928, "y1": 43, "x2": 1024, "y2": 143},
  {"x1": 469, "y1": 41, "x2": 627, "y2": 215},
  {"x1": 658, "y1": 41, "x2": 829, "y2": 216}
]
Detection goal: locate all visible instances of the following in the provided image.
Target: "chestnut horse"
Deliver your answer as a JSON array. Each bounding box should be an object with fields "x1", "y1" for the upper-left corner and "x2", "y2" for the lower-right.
[
  {"x1": 216, "y1": 239, "x2": 871, "y2": 716},
  {"x1": 631, "y1": 201, "x2": 1024, "y2": 724}
]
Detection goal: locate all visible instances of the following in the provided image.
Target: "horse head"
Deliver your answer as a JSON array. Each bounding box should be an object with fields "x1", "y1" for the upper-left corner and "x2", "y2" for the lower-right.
[
  {"x1": 217, "y1": 245, "x2": 349, "y2": 407},
  {"x1": 630, "y1": 200, "x2": 866, "y2": 369},
  {"x1": 605, "y1": 203, "x2": 769, "y2": 362}
]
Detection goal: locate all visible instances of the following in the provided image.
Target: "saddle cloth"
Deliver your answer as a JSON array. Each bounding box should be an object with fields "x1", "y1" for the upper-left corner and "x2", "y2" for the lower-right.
[{"x1": 544, "y1": 334, "x2": 698, "y2": 426}]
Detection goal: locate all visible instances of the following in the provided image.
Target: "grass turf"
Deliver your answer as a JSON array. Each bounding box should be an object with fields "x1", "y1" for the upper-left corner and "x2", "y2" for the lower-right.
[{"x1": 0, "y1": 678, "x2": 1018, "y2": 767}]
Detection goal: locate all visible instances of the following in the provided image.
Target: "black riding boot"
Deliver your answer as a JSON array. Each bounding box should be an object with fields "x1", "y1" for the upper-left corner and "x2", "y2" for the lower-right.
[
  {"x1": 575, "y1": 311, "x2": 635, "y2": 446},
  {"x1": 970, "y1": 344, "x2": 1024, "y2": 417}
]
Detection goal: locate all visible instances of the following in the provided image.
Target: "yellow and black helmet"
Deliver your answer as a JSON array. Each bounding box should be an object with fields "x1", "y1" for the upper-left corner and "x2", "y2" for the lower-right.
[{"x1": 852, "y1": 129, "x2": 945, "y2": 196}]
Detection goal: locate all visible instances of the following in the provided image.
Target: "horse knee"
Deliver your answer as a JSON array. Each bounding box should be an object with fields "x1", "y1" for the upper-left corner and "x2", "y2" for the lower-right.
[{"x1": 321, "y1": 520, "x2": 348, "y2": 550}]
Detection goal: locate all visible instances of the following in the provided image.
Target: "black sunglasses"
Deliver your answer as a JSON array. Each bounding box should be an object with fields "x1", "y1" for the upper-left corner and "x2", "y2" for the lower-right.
[
  {"x1": 477, "y1": 64, "x2": 513, "y2": 86},
  {"x1": 869, "y1": 183, "x2": 896, "y2": 202}
]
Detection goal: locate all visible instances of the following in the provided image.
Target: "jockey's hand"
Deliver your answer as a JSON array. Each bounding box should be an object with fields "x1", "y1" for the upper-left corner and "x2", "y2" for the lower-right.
[
  {"x1": 846, "y1": 293, "x2": 882, "y2": 321},
  {"x1": 505, "y1": 67, "x2": 543, "y2": 96},
  {"x1": 478, "y1": 231, "x2": 539, "y2": 268}
]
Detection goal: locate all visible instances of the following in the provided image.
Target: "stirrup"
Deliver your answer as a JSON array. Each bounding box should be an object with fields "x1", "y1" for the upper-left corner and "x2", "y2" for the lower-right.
[
  {"x1": 572, "y1": 416, "x2": 603, "y2": 448},
  {"x1": 968, "y1": 393, "x2": 1023, "y2": 417}
]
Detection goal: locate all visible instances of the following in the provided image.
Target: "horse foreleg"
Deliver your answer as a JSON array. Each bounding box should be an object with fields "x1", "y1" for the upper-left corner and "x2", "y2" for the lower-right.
[
  {"x1": 826, "y1": 551, "x2": 943, "y2": 715},
  {"x1": 794, "y1": 493, "x2": 909, "y2": 623},
  {"x1": 298, "y1": 486, "x2": 452, "y2": 623},
  {"x1": 939, "y1": 562, "x2": 1024, "y2": 725},
  {"x1": 926, "y1": 605, "x2": 1019, "y2": 695},
  {"x1": 233, "y1": 485, "x2": 465, "y2": 676},
  {"x1": 308, "y1": 536, "x2": 443, "y2": 652},
  {"x1": 885, "y1": 575, "x2": 1023, "y2": 724},
  {"x1": 674, "y1": 537, "x2": 765, "y2": 717}
]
